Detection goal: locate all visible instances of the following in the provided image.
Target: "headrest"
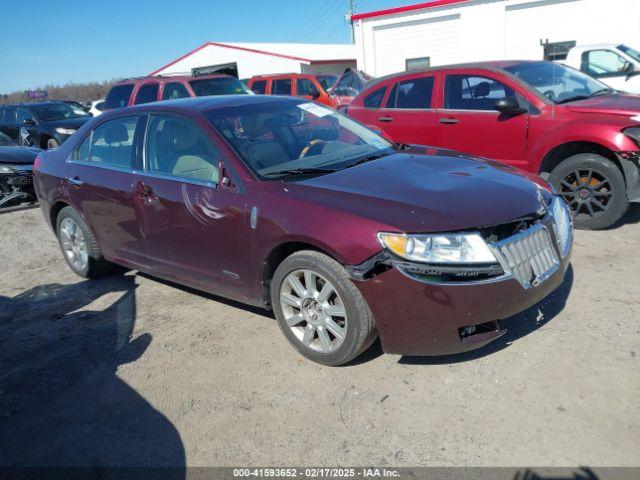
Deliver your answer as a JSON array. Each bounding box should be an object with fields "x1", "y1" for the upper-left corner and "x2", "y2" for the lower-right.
[
  {"x1": 474, "y1": 81, "x2": 491, "y2": 98},
  {"x1": 242, "y1": 114, "x2": 271, "y2": 138},
  {"x1": 164, "y1": 120, "x2": 199, "y2": 152},
  {"x1": 105, "y1": 124, "x2": 129, "y2": 144}
]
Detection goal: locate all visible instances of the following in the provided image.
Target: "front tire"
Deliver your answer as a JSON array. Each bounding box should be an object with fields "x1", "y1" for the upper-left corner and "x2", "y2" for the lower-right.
[
  {"x1": 549, "y1": 153, "x2": 628, "y2": 230},
  {"x1": 271, "y1": 251, "x2": 377, "y2": 366},
  {"x1": 47, "y1": 138, "x2": 60, "y2": 149},
  {"x1": 56, "y1": 206, "x2": 111, "y2": 278}
]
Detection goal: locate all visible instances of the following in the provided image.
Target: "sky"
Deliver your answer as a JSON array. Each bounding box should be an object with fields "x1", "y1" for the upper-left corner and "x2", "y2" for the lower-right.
[{"x1": 0, "y1": 0, "x2": 422, "y2": 93}]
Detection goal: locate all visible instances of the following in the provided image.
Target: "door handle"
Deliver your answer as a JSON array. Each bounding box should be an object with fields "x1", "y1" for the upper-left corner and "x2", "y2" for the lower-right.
[
  {"x1": 68, "y1": 176, "x2": 84, "y2": 186},
  {"x1": 378, "y1": 116, "x2": 394, "y2": 123},
  {"x1": 439, "y1": 117, "x2": 459, "y2": 125},
  {"x1": 136, "y1": 182, "x2": 157, "y2": 204}
]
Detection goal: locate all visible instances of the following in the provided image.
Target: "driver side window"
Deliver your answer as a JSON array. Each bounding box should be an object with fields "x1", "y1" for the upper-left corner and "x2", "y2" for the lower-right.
[{"x1": 145, "y1": 115, "x2": 220, "y2": 185}]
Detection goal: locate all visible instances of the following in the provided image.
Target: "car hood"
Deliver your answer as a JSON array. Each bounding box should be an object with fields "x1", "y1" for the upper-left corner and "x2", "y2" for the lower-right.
[
  {"x1": 563, "y1": 93, "x2": 640, "y2": 116},
  {"x1": 0, "y1": 146, "x2": 41, "y2": 165},
  {"x1": 43, "y1": 116, "x2": 92, "y2": 129},
  {"x1": 286, "y1": 148, "x2": 552, "y2": 233}
]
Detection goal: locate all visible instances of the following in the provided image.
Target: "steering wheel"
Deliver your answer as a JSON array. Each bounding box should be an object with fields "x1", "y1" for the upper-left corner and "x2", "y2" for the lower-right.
[
  {"x1": 543, "y1": 90, "x2": 556, "y2": 101},
  {"x1": 299, "y1": 139, "x2": 328, "y2": 158}
]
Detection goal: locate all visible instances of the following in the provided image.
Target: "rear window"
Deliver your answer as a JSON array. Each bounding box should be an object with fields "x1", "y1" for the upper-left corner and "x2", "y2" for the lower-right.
[
  {"x1": 273, "y1": 79, "x2": 292, "y2": 95},
  {"x1": 134, "y1": 83, "x2": 160, "y2": 105},
  {"x1": 251, "y1": 80, "x2": 267, "y2": 94},
  {"x1": 189, "y1": 77, "x2": 252, "y2": 96},
  {"x1": 105, "y1": 84, "x2": 134, "y2": 109},
  {"x1": 363, "y1": 87, "x2": 386, "y2": 108},
  {"x1": 386, "y1": 77, "x2": 434, "y2": 109}
]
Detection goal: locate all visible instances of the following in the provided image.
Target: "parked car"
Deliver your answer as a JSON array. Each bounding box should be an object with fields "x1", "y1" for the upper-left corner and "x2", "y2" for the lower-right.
[
  {"x1": 347, "y1": 60, "x2": 640, "y2": 230},
  {"x1": 61, "y1": 100, "x2": 91, "y2": 115},
  {"x1": 104, "y1": 74, "x2": 253, "y2": 110},
  {"x1": 0, "y1": 131, "x2": 39, "y2": 208},
  {"x1": 89, "y1": 99, "x2": 106, "y2": 117},
  {"x1": 564, "y1": 44, "x2": 640, "y2": 94},
  {"x1": 33, "y1": 95, "x2": 572, "y2": 366},
  {"x1": 0, "y1": 102, "x2": 92, "y2": 149},
  {"x1": 247, "y1": 73, "x2": 339, "y2": 108}
]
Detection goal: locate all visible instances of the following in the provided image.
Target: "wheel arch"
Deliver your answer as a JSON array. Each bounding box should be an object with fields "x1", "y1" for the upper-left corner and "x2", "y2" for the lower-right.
[
  {"x1": 259, "y1": 240, "x2": 344, "y2": 307},
  {"x1": 539, "y1": 141, "x2": 624, "y2": 180},
  {"x1": 49, "y1": 200, "x2": 70, "y2": 233}
]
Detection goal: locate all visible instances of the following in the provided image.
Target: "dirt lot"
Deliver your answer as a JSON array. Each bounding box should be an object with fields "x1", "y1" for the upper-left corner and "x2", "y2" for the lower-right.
[{"x1": 0, "y1": 205, "x2": 639, "y2": 470}]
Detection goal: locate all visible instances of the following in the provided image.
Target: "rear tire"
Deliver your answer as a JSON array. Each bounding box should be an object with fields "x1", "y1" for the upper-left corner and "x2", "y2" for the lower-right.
[
  {"x1": 271, "y1": 250, "x2": 377, "y2": 366},
  {"x1": 56, "y1": 206, "x2": 111, "y2": 278},
  {"x1": 549, "y1": 153, "x2": 628, "y2": 230}
]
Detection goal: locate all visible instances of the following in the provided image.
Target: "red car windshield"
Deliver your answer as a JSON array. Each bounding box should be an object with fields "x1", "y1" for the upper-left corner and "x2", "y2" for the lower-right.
[{"x1": 206, "y1": 99, "x2": 393, "y2": 179}]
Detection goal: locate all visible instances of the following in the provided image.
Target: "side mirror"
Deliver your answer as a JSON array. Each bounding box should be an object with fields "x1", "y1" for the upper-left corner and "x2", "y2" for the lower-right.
[
  {"x1": 311, "y1": 91, "x2": 321, "y2": 100},
  {"x1": 624, "y1": 63, "x2": 636, "y2": 75},
  {"x1": 495, "y1": 96, "x2": 527, "y2": 115}
]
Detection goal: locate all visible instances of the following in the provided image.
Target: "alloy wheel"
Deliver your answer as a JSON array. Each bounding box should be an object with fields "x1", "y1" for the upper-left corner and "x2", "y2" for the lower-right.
[
  {"x1": 60, "y1": 217, "x2": 89, "y2": 271},
  {"x1": 279, "y1": 269, "x2": 347, "y2": 354},
  {"x1": 558, "y1": 168, "x2": 613, "y2": 220}
]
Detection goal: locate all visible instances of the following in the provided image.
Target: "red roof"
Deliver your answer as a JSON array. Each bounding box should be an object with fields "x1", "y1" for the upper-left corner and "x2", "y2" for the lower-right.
[{"x1": 351, "y1": 0, "x2": 469, "y2": 21}]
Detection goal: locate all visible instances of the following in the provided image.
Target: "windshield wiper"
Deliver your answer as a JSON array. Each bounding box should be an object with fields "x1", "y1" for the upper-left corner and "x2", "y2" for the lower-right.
[
  {"x1": 263, "y1": 167, "x2": 338, "y2": 177},
  {"x1": 591, "y1": 88, "x2": 613, "y2": 97},
  {"x1": 557, "y1": 88, "x2": 614, "y2": 104},
  {"x1": 344, "y1": 151, "x2": 392, "y2": 168}
]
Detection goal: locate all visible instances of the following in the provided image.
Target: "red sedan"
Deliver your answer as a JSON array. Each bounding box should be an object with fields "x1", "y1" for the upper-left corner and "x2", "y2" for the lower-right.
[{"x1": 347, "y1": 61, "x2": 640, "y2": 230}]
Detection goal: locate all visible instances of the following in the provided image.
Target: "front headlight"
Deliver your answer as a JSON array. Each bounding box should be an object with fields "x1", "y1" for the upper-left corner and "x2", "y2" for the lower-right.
[
  {"x1": 55, "y1": 127, "x2": 76, "y2": 135},
  {"x1": 623, "y1": 126, "x2": 640, "y2": 146},
  {"x1": 0, "y1": 164, "x2": 14, "y2": 173},
  {"x1": 377, "y1": 232, "x2": 497, "y2": 264}
]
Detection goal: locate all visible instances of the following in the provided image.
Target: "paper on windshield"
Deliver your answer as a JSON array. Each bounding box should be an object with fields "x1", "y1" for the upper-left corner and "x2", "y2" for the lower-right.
[{"x1": 297, "y1": 102, "x2": 333, "y2": 118}]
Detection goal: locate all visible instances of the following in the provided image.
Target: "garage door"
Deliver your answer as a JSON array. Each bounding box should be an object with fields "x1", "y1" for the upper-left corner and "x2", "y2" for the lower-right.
[
  {"x1": 372, "y1": 13, "x2": 461, "y2": 77},
  {"x1": 504, "y1": 0, "x2": 583, "y2": 60}
]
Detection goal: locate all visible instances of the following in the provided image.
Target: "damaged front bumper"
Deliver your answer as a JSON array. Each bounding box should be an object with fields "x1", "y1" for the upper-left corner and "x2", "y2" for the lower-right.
[
  {"x1": 0, "y1": 164, "x2": 36, "y2": 208},
  {"x1": 348, "y1": 215, "x2": 572, "y2": 357}
]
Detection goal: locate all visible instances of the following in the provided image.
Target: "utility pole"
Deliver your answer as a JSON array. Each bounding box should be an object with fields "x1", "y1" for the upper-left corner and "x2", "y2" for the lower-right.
[{"x1": 347, "y1": 0, "x2": 357, "y2": 44}]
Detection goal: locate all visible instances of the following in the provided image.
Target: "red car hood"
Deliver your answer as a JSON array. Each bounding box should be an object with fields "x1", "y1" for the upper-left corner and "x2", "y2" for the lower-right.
[
  {"x1": 563, "y1": 93, "x2": 640, "y2": 116},
  {"x1": 287, "y1": 148, "x2": 552, "y2": 233}
]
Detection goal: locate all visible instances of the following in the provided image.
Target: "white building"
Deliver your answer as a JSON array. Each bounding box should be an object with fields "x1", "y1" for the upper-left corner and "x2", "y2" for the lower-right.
[
  {"x1": 351, "y1": 0, "x2": 640, "y2": 77},
  {"x1": 150, "y1": 42, "x2": 357, "y2": 79}
]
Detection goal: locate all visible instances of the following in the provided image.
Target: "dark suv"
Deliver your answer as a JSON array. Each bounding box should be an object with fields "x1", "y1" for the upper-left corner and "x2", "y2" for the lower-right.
[
  {"x1": 104, "y1": 74, "x2": 253, "y2": 110},
  {"x1": 0, "y1": 102, "x2": 92, "y2": 149}
]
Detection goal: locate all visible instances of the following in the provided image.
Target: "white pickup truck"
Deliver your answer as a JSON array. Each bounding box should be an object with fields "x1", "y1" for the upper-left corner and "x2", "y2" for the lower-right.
[{"x1": 563, "y1": 44, "x2": 640, "y2": 94}]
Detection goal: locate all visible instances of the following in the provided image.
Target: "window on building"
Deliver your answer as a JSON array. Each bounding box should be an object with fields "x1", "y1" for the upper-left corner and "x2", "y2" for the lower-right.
[
  {"x1": 251, "y1": 80, "x2": 267, "y2": 94},
  {"x1": 405, "y1": 57, "x2": 431, "y2": 71},
  {"x1": 273, "y1": 79, "x2": 293, "y2": 95},
  {"x1": 162, "y1": 82, "x2": 190, "y2": 100},
  {"x1": 581, "y1": 49, "x2": 633, "y2": 78},
  {"x1": 363, "y1": 87, "x2": 387, "y2": 109},
  {"x1": 386, "y1": 77, "x2": 434, "y2": 109},
  {"x1": 543, "y1": 41, "x2": 576, "y2": 61},
  {"x1": 444, "y1": 75, "x2": 514, "y2": 111},
  {"x1": 134, "y1": 83, "x2": 160, "y2": 105}
]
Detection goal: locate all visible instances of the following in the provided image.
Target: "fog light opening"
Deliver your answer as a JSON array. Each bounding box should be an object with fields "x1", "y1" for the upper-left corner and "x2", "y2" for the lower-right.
[{"x1": 459, "y1": 320, "x2": 501, "y2": 341}]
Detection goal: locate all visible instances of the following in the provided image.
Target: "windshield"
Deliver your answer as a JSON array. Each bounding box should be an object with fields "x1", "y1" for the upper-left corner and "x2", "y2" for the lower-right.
[
  {"x1": 31, "y1": 103, "x2": 90, "y2": 121},
  {"x1": 0, "y1": 131, "x2": 16, "y2": 146},
  {"x1": 618, "y1": 44, "x2": 640, "y2": 63},
  {"x1": 504, "y1": 62, "x2": 612, "y2": 104},
  {"x1": 205, "y1": 99, "x2": 394, "y2": 179},
  {"x1": 316, "y1": 75, "x2": 338, "y2": 91},
  {"x1": 189, "y1": 77, "x2": 253, "y2": 97}
]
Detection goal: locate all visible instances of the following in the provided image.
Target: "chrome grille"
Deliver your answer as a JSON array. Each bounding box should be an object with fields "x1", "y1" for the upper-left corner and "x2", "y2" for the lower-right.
[{"x1": 490, "y1": 224, "x2": 560, "y2": 289}]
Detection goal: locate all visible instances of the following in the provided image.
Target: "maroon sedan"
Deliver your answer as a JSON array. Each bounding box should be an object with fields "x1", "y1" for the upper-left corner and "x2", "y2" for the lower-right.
[{"x1": 33, "y1": 96, "x2": 572, "y2": 366}]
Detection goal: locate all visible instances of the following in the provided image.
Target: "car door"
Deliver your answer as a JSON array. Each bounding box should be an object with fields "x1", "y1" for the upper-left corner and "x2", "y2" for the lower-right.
[
  {"x1": 66, "y1": 115, "x2": 148, "y2": 267},
  {"x1": 580, "y1": 49, "x2": 635, "y2": 91},
  {"x1": 371, "y1": 74, "x2": 440, "y2": 146},
  {"x1": 133, "y1": 113, "x2": 250, "y2": 298},
  {"x1": 437, "y1": 72, "x2": 528, "y2": 168}
]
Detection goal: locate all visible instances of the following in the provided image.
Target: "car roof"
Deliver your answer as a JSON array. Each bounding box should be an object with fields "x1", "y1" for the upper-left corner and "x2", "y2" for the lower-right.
[
  {"x1": 101, "y1": 94, "x2": 303, "y2": 116},
  {"x1": 364, "y1": 60, "x2": 550, "y2": 88}
]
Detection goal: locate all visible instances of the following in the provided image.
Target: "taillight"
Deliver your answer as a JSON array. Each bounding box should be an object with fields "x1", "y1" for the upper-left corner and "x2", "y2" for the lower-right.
[{"x1": 33, "y1": 154, "x2": 42, "y2": 171}]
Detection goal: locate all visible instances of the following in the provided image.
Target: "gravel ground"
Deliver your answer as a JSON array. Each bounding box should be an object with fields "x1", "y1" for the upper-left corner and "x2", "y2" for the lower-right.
[{"x1": 0, "y1": 205, "x2": 638, "y2": 471}]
